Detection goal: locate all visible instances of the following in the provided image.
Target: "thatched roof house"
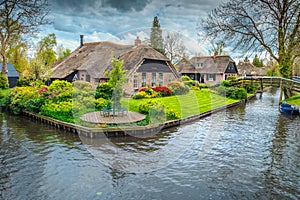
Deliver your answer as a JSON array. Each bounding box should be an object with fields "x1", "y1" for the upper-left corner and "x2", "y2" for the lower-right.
[
  {"x1": 176, "y1": 55, "x2": 238, "y2": 84},
  {"x1": 51, "y1": 37, "x2": 180, "y2": 94},
  {"x1": 237, "y1": 62, "x2": 266, "y2": 76}
]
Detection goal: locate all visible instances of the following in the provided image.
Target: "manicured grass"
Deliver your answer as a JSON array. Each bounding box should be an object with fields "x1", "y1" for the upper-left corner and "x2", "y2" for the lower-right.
[
  {"x1": 285, "y1": 94, "x2": 300, "y2": 106},
  {"x1": 121, "y1": 89, "x2": 239, "y2": 118}
]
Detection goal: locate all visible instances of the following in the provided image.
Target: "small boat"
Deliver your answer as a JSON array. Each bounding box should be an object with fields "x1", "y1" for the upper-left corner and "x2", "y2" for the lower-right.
[{"x1": 279, "y1": 102, "x2": 299, "y2": 115}]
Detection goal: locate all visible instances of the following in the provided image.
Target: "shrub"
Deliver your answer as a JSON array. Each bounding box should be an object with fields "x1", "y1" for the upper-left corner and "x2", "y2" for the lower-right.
[
  {"x1": 166, "y1": 108, "x2": 181, "y2": 120},
  {"x1": 49, "y1": 80, "x2": 72, "y2": 92},
  {"x1": 181, "y1": 75, "x2": 192, "y2": 81},
  {"x1": 245, "y1": 84, "x2": 257, "y2": 94},
  {"x1": 153, "y1": 86, "x2": 172, "y2": 96},
  {"x1": 132, "y1": 91, "x2": 147, "y2": 99},
  {"x1": 48, "y1": 80, "x2": 73, "y2": 102},
  {"x1": 40, "y1": 101, "x2": 74, "y2": 122},
  {"x1": 227, "y1": 76, "x2": 237, "y2": 81},
  {"x1": 220, "y1": 80, "x2": 231, "y2": 87},
  {"x1": 8, "y1": 87, "x2": 39, "y2": 114},
  {"x1": 73, "y1": 80, "x2": 93, "y2": 91},
  {"x1": 149, "y1": 104, "x2": 166, "y2": 123},
  {"x1": 95, "y1": 82, "x2": 113, "y2": 100},
  {"x1": 95, "y1": 98, "x2": 109, "y2": 110},
  {"x1": 215, "y1": 86, "x2": 247, "y2": 100},
  {"x1": 138, "y1": 99, "x2": 161, "y2": 114},
  {"x1": 0, "y1": 73, "x2": 8, "y2": 88},
  {"x1": 192, "y1": 86, "x2": 200, "y2": 90},
  {"x1": 25, "y1": 98, "x2": 46, "y2": 113},
  {"x1": 167, "y1": 81, "x2": 189, "y2": 95}
]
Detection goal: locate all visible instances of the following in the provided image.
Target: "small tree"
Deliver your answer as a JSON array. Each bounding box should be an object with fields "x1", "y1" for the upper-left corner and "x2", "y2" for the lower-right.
[
  {"x1": 105, "y1": 57, "x2": 127, "y2": 110},
  {"x1": 150, "y1": 16, "x2": 164, "y2": 55}
]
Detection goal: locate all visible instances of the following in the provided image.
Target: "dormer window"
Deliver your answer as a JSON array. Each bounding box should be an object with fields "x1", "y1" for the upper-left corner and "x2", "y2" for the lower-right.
[{"x1": 197, "y1": 63, "x2": 203, "y2": 68}]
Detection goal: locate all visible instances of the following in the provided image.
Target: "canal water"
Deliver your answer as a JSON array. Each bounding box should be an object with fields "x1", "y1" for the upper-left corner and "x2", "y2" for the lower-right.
[{"x1": 0, "y1": 88, "x2": 299, "y2": 200}]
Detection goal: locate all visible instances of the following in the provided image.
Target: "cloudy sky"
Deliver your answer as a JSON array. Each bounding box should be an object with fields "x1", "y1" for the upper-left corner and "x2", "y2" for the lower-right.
[{"x1": 41, "y1": 0, "x2": 226, "y2": 56}]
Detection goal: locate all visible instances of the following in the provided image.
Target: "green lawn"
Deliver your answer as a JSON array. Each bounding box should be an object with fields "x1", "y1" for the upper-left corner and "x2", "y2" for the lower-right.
[
  {"x1": 285, "y1": 93, "x2": 300, "y2": 106},
  {"x1": 121, "y1": 89, "x2": 239, "y2": 118}
]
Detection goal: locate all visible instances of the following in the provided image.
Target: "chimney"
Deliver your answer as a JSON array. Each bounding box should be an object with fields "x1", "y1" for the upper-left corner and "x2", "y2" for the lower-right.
[
  {"x1": 134, "y1": 36, "x2": 141, "y2": 46},
  {"x1": 80, "y1": 35, "x2": 84, "y2": 48}
]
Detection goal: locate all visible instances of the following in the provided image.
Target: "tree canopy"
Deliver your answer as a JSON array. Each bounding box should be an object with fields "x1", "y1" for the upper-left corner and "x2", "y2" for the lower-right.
[
  {"x1": 0, "y1": 0, "x2": 50, "y2": 81},
  {"x1": 200, "y1": 0, "x2": 300, "y2": 78}
]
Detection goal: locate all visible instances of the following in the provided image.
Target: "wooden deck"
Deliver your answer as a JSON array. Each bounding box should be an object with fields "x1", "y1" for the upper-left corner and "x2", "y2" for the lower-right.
[{"x1": 81, "y1": 111, "x2": 145, "y2": 124}]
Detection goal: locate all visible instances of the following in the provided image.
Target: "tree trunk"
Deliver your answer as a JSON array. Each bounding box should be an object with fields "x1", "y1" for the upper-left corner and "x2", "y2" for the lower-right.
[{"x1": 1, "y1": 53, "x2": 8, "y2": 76}]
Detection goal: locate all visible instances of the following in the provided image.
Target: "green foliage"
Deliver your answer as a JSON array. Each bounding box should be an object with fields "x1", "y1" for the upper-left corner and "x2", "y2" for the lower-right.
[
  {"x1": 220, "y1": 80, "x2": 231, "y2": 87},
  {"x1": 132, "y1": 91, "x2": 147, "y2": 99},
  {"x1": 95, "y1": 82, "x2": 113, "y2": 100},
  {"x1": 166, "y1": 108, "x2": 181, "y2": 120},
  {"x1": 215, "y1": 86, "x2": 247, "y2": 99},
  {"x1": 252, "y1": 54, "x2": 264, "y2": 67},
  {"x1": 8, "y1": 86, "x2": 39, "y2": 114},
  {"x1": 245, "y1": 84, "x2": 257, "y2": 94},
  {"x1": 73, "y1": 80, "x2": 92, "y2": 91},
  {"x1": 149, "y1": 104, "x2": 166, "y2": 123},
  {"x1": 133, "y1": 87, "x2": 159, "y2": 99},
  {"x1": 138, "y1": 99, "x2": 161, "y2": 114},
  {"x1": 0, "y1": 73, "x2": 8, "y2": 88},
  {"x1": 181, "y1": 75, "x2": 192, "y2": 81},
  {"x1": 40, "y1": 101, "x2": 74, "y2": 123},
  {"x1": 95, "y1": 98, "x2": 109, "y2": 110},
  {"x1": 150, "y1": 16, "x2": 164, "y2": 55},
  {"x1": 167, "y1": 81, "x2": 190, "y2": 95},
  {"x1": 24, "y1": 98, "x2": 46, "y2": 113}
]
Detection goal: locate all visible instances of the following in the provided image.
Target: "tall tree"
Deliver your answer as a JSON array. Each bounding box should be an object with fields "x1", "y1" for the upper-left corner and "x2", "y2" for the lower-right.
[
  {"x1": 209, "y1": 40, "x2": 225, "y2": 55},
  {"x1": 37, "y1": 33, "x2": 57, "y2": 67},
  {"x1": 252, "y1": 54, "x2": 263, "y2": 67},
  {"x1": 6, "y1": 39, "x2": 29, "y2": 75},
  {"x1": 200, "y1": 0, "x2": 300, "y2": 78},
  {"x1": 0, "y1": 0, "x2": 50, "y2": 80},
  {"x1": 164, "y1": 32, "x2": 188, "y2": 63},
  {"x1": 57, "y1": 44, "x2": 71, "y2": 60},
  {"x1": 150, "y1": 16, "x2": 164, "y2": 55}
]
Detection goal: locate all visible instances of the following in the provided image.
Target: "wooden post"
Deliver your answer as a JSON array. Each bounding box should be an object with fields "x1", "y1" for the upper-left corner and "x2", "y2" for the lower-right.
[
  {"x1": 260, "y1": 78, "x2": 263, "y2": 92},
  {"x1": 279, "y1": 78, "x2": 283, "y2": 103}
]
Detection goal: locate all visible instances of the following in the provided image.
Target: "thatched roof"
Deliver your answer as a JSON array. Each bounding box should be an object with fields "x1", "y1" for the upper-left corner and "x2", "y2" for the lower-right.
[
  {"x1": 176, "y1": 58, "x2": 200, "y2": 73},
  {"x1": 189, "y1": 55, "x2": 235, "y2": 74},
  {"x1": 52, "y1": 41, "x2": 178, "y2": 79},
  {"x1": 237, "y1": 62, "x2": 266, "y2": 76}
]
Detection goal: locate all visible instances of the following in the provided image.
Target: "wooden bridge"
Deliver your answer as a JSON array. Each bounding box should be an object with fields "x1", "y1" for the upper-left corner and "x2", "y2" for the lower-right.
[{"x1": 233, "y1": 76, "x2": 300, "y2": 102}]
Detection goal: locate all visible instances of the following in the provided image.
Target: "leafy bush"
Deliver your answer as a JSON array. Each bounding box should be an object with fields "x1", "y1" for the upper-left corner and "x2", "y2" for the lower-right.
[
  {"x1": 220, "y1": 80, "x2": 231, "y2": 87},
  {"x1": 48, "y1": 80, "x2": 73, "y2": 102},
  {"x1": 25, "y1": 98, "x2": 46, "y2": 113},
  {"x1": 153, "y1": 86, "x2": 172, "y2": 96},
  {"x1": 138, "y1": 99, "x2": 161, "y2": 114},
  {"x1": 95, "y1": 98, "x2": 109, "y2": 110},
  {"x1": 215, "y1": 86, "x2": 247, "y2": 99},
  {"x1": 149, "y1": 104, "x2": 166, "y2": 123},
  {"x1": 49, "y1": 80, "x2": 72, "y2": 92},
  {"x1": 181, "y1": 75, "x2": 192, "y2": 81},
  {"x1": 166, "y1": 108, "x2": 181, "y2": 120},
  {"x1": 245, "y1": 84, "x2": 257, "y2": 94},
  {"x1": 0, "y1": 73, "x2": 8, "y2": 88},
  {"x1": 167, "y1": 81, "x2": 189, "y2": 95},
  {"x1": 227, "y1": 76, "x2": 237, "y2": 81},
  {"x1": 40, "y1": 101, "x2": 74, "y2": 122},
  {"x1": 73, "y1": 80, "x2": 93, "y2": 91},
  {"x1": 95, "y1": 82, "x2": 113, "y2": 100},
  {"x1": 8, "y1": 87, "x2": 39, "y2": 114},
  {"x1": 132, "y1": 91, "x2": 147, "y2": 99}
]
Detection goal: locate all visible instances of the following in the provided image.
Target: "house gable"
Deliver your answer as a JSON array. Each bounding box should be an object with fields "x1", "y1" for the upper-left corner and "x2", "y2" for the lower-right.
[
  {"x1": 137, "y1": 59, "x2": 172, "y2": 73},
  {"x1": 224, "y1": 62, "x2": 238, "y2": 74}
]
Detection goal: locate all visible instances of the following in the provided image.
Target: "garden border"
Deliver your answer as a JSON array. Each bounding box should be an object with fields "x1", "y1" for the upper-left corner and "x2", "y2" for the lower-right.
[{"x1": 23, "y1": 94, "x2": 256, "y2": 138}]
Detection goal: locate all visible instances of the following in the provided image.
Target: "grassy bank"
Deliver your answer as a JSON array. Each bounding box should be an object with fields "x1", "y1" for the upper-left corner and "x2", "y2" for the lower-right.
[
  {"x1": 122, "y1": 89, "x2": 239, "y2": 118},
  {"x1": 285, "y1": 93, "x2": 300, "y2": 106}
]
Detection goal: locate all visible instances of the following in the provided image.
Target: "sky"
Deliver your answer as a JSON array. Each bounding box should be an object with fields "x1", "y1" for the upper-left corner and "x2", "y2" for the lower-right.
[{"x1": 40, "y1": 0, "x2": 226, "y2": 57}]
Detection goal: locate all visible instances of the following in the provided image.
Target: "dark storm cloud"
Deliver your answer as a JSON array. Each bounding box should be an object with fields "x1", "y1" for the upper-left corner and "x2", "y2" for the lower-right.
[{"x1": 101, "y1": 0, "x2": 152, "y2": 12}]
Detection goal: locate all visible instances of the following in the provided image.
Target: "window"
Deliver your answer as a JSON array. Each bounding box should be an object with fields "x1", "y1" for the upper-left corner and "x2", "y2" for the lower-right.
[
  {"x1": 86, "y1": 74, "x2": 90, "y2": 82},
  {"x1": 95, "y1": 78, "x2": 100, "y2": 83},
  {"x1": 197, "y1": 63, "x2": 203, "y2": 68},
  {"x1": 207, "y1": 74, "x2": 216, "y2": 81},
  {"x1": 142, "y1": 73, "x2": 146, "y2": 87},
  {"x1": 133, "y1": 75, "x2": 138, "y2": 88},
  {"x1": 159, "y1": 73, "x2": 163, "y2": 86},
  {"x1": 152, "y1": 73, "x2": 156, "y2": 87}
]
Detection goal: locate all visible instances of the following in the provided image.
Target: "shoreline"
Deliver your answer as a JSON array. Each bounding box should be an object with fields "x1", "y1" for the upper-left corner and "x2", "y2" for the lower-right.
[{"x1": 23, "y1": 93, "x2": 256, "y2": 138}]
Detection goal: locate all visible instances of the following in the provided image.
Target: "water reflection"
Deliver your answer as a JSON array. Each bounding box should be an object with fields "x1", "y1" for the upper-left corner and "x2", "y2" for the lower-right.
[{"x1": 0, "y1": 89, "x2": 299, "y2": 200}]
